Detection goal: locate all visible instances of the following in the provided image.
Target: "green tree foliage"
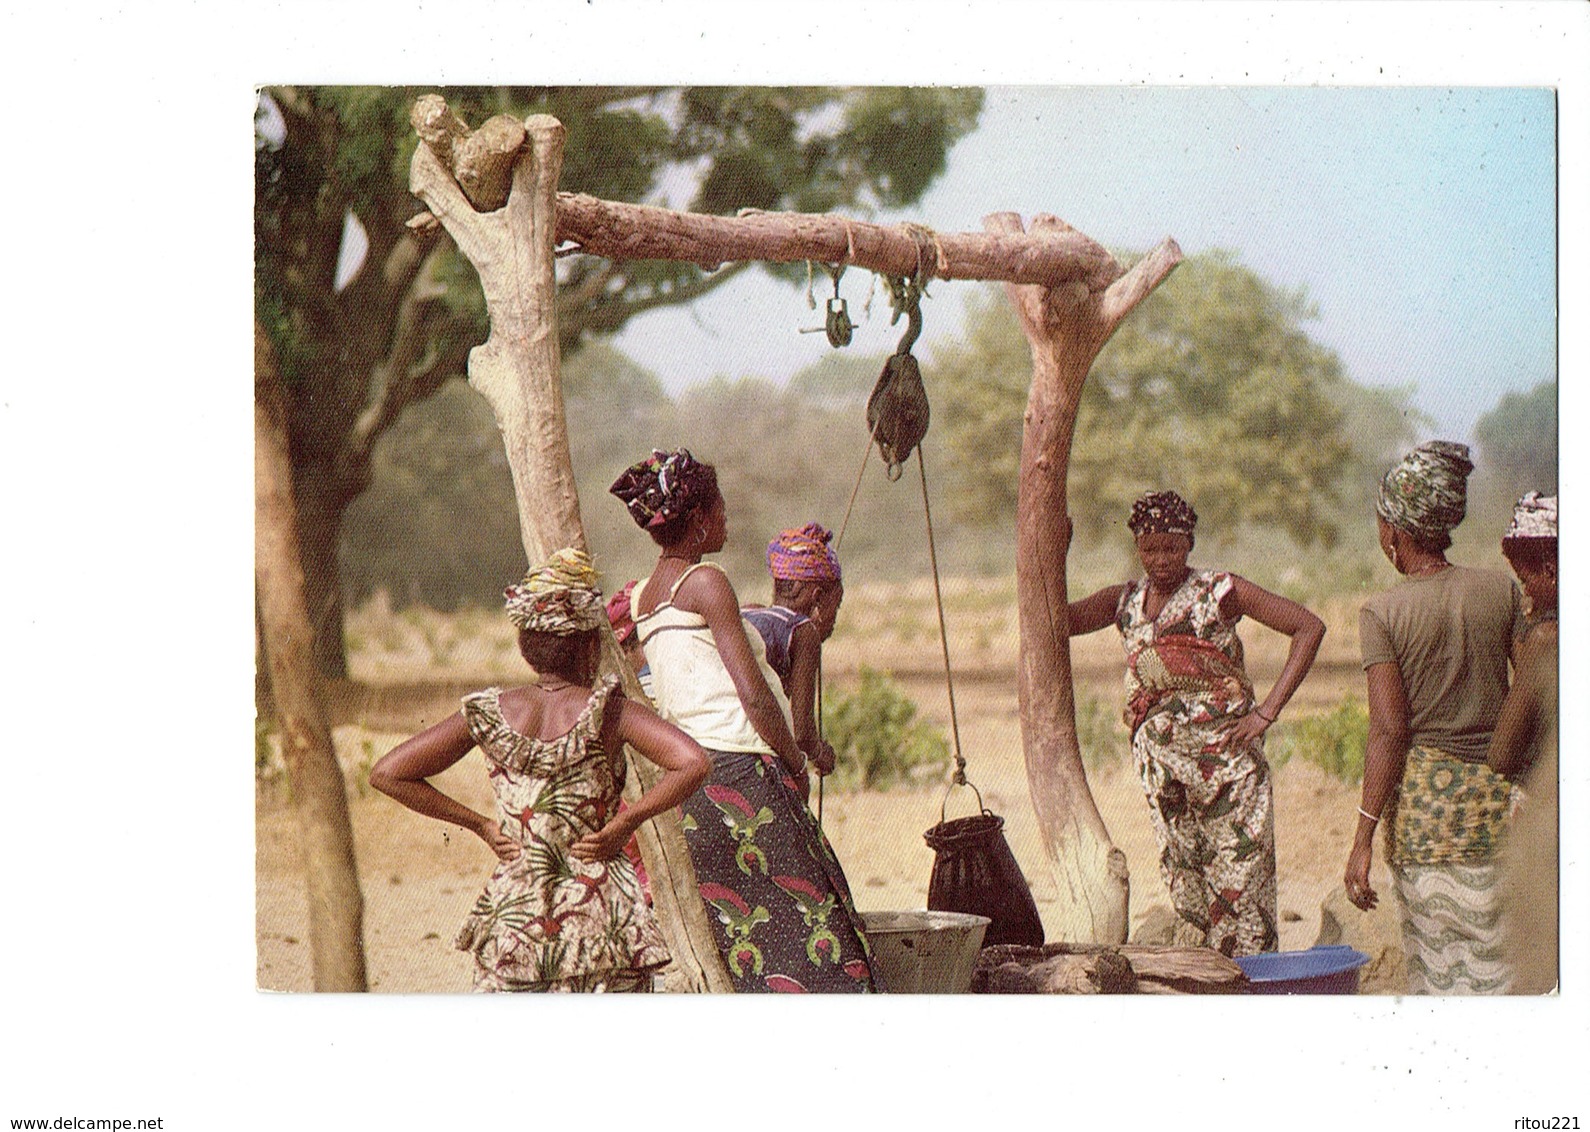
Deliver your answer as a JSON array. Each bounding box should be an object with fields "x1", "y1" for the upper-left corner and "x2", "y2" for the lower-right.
[
  {"x1": 255, "y1": 85, "x2": 983, "y2": 674},
  {"x1": 1266, "y1": 698, "x2": 1369, "y2": 784},
  {"x1": 1448, "y1": 379, "x2": 1557, "y2": 561},
  {"x1": 932, "y1": 252, "x2": 1359, "y2": 548},
  {"x1": 1474, "y1": 380, "x2": 1557, "y2": 496}
]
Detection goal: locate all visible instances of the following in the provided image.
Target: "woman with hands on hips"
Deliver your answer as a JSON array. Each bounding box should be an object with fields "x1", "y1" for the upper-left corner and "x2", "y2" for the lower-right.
[
  {"x1": 1067, "y1": 490, "x2": 1325, "y2": 957},
  {"x1": 370, "y1": 548, "x2": 708, "y2": 993}
]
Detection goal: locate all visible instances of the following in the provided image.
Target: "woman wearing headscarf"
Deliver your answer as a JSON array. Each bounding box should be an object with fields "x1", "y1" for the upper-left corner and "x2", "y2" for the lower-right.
[
  {"x1": 742, "y1": 523, "x2": 846, "y2": 780},
  {"x1": 1343, "y1": 442, "x2": 1523, "y2": 994},
  {"x1": 1488, "y1": 492, "x2": 1558, "y2": 994},
  {"x1": 1068, "y1": 490, "x2": 1326, "y2": 957},
  {"x1": 611, "y1": 450, "x2": 877, "y2": 993},
  {"x1": 370, "y1": 548, "x2": 710, "y2": 992}
]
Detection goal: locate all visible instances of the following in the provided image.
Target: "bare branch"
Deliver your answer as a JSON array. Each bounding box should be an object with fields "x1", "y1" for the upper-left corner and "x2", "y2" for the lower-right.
[
  {"x1": 1101, "y1": 237, "x2": 1184, "y2": 327},
  {"x1": 343, "y1": 243, "x2": 459, "y2": 473}
]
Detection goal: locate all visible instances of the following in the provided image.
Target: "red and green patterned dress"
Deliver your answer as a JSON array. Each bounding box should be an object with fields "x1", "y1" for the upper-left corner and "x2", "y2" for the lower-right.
[
  {"x1": 637, "y1": 564, "x2": 877, "y2": 993},
  {"x1": 1116, "y1": 570, "x2": 1279, "y2": 957},
  {"x1": 453, "y1": 677, "x2": 668, "y2": 992}
]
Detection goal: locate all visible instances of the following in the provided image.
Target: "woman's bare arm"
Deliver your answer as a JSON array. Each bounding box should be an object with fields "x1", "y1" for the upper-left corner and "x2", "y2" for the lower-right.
[
  {"x1": 1068, "y1": 584, "x2": 1125, "y2": 637},
  {"x1": 1487, "y1": 625, "x2": 1555, "y2": 780},
  {"x1": 369, "y1": 712, "x2": 520, "y2": 861},
  {"x1": 1222, "y1": 575, "x2": 1327, "y2": 746},
  {"x1": 570, "y1": 697, "x2": 711, "y2": 861},
  {"x1": 1344, "y1": 661, "x2": 1412, "y2": 910}
]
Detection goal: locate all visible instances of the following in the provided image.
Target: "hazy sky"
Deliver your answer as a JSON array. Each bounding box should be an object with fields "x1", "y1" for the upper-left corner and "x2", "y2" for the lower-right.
[{"x1": 614, "y1": 85, "x2": 1557, "y2": 443}]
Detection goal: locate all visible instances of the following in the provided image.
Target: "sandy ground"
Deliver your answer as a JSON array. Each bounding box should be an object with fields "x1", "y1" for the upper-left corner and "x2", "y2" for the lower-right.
[{"x1": 257, "y1": 650, "x2": 1400, "y2": 994}]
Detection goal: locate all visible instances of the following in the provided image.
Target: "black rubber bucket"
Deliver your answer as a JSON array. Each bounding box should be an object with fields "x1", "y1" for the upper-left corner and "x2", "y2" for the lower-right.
[{"x1": 923, "y1": 811, "x2": 1045, "y2": 948}]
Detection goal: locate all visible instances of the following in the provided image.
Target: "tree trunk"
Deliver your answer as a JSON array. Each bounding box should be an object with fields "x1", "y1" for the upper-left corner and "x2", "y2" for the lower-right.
[
  {"x1": 292, "y1": 469, "x2": 351, "y2": 681},
  {"x1": 987, "y1": 211, "x2": 1183, "y2": 944},
  {"x1": 255, "y1": 320, "x2": 368, "y2": 992},
  {"x1": 409, "y1": 105, "x2": 734, "y2": 993}
]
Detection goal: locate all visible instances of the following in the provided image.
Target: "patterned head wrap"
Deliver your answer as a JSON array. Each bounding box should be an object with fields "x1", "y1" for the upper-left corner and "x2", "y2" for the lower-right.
[
  {"x1": 1376, "y1": 441, "x2": 1474, "y2": 541},
  {"x1": 609, "y1": 448, "x2": 717, "y2": 531},
  {"x1": 606, "y1": 580, "x2": 639, "y2": 645},
  {"x1": 503, "y1": 548, "x2": 606, "y2": 634},
  {"x1": 1128, "y1": 491, "x2": 1198, "y2": 537},
  {"x1": 767, "y1": 523, "x2": 842, "y2": 582},
  {"x1": 1504, "y1": 491, "x2": 1557, "y2": 540}
]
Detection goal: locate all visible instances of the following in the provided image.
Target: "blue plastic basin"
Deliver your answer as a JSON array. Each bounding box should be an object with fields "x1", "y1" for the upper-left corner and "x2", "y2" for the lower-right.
[{"x1": 1234, "y1": 945, "x2": 1370, "y2": 995}]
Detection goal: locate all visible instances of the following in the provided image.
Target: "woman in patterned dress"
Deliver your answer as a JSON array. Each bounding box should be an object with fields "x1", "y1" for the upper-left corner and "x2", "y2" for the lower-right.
[
  {"x1": 1068, "y1": 491, "x2": 1326, "y2": 957},
  {"x1": 611, "y1": 450, "x2": 878, "y2": 993},
  {"x1": 370, "y1": 548, "x2": 709, "y2": 992},
  {"x1": 1343, "y1": 443, "x2": 1524, "y2": 994}
]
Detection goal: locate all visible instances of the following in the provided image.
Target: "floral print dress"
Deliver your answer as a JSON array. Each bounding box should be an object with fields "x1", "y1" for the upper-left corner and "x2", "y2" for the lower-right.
[
  {"x1": 453, "y1": 677, "x2": 669, "y2": 992},
  {"x1": 1116, "y1": 570, "x2": 1278, "y2": 957}
]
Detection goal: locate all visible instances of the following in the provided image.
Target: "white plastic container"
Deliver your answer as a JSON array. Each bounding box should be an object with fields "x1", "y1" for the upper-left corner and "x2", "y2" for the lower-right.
[{"x1": 859, "y1": 910, "x2": 991, "y2": 994}]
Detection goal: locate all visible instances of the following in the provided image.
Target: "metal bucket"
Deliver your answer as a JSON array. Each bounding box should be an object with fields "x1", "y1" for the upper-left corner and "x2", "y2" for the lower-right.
[{"x1": 860, "y1": 910, "x2": 991, "y2": 994}]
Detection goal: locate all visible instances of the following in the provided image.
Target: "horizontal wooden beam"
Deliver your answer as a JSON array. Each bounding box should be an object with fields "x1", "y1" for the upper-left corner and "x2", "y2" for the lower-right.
[{"x1": 551, "y1": 192, "x2": 1135, "y2": 292}]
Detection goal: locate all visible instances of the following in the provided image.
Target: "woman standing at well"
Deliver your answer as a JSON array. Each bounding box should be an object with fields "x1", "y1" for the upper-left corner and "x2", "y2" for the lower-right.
[
  {"x1": 1069, "y1": 491, "x2": 1326, "y2": 957},
  {"x1": 611, "y1": 449, "x2": 876, "y2": 993},
  {"x1": 1342, "y1": 441, "x2": 1522, "y2": 994}
]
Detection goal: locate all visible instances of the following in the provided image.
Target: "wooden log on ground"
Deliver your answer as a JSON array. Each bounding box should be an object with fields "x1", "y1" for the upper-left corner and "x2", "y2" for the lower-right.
[{"x1": 974, "y1": 941, "x2": 1246, "y2": 995}]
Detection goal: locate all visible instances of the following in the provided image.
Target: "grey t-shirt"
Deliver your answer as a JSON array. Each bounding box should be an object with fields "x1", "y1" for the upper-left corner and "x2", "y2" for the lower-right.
[{"x1": 1359, "y1": 565, "x2": 1522, "y2": 762}]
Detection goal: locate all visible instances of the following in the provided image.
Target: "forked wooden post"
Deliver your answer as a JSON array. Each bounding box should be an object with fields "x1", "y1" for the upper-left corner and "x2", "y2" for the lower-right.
[
  {"x1": 988, "y1": 211, "x2": 1183, "y2": 943},
  {"x1": 409, "y1": 99, "x2": 734, "y2": 992}
]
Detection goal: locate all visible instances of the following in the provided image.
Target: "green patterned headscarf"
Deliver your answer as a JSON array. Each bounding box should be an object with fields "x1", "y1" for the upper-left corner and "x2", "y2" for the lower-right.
[
  {"x1": 1376, "y1": 441, "x2": 1474, "y2": 542},
  {"x1": 503, "y1": 548, "x2": 607, "y2": 634}
]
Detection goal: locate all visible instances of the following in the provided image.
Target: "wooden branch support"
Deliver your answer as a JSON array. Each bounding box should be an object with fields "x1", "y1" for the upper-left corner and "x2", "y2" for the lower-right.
[
  {"x1": 991, "y1": 211, "x2": 1183, "y2": 944},
  {"x1": 550, "y1": 194, "x2": 1128, "y2": 290},
  {"x1": 409, "y1": 106, "x2": 733, "y2": 993}
]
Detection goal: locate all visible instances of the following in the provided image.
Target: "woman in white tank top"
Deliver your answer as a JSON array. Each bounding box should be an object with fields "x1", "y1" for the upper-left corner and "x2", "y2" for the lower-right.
[{"x1": 611, "y1": 449, "x2": 878, "y2": 993}]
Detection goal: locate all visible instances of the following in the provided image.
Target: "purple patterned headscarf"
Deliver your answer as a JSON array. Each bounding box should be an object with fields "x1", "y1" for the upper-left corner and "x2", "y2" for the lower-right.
[
  {"x1": 767, "y1": 523, "x2": 842, "y2": 582},
  {"x1": 609, "y1": 448, "x2": 717, "y2": 531}
]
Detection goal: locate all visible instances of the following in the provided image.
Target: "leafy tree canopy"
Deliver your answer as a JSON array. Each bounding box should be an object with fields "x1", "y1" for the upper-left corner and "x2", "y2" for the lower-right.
[
  {"x1": 1474, "y1": 380, "x2": 1557, "y2": 496},
  {"x1": 930, "y1": 251, "x2": 1362, "y2": 548}
]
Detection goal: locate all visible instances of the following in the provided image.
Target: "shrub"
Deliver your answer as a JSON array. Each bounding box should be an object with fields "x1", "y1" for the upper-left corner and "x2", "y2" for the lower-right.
[
  {"x1": 821, "y1": 666, "x2": 950, "y2": 791},
  {"x1": 1076, "y1": 695, "x2": 1130, "y2": 772},
  {"x1": 1266, "y1": 697, "x2": 1369, "y2": 783}
]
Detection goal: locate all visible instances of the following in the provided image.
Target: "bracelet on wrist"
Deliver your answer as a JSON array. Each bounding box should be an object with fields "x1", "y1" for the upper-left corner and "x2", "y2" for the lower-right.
[
  {"x1": 1255, "y1": 707, "x2": 1275, "y2": 724},
  {"x1": 1357, "y1": 806, "x2": 1380, "y2": 824}
]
